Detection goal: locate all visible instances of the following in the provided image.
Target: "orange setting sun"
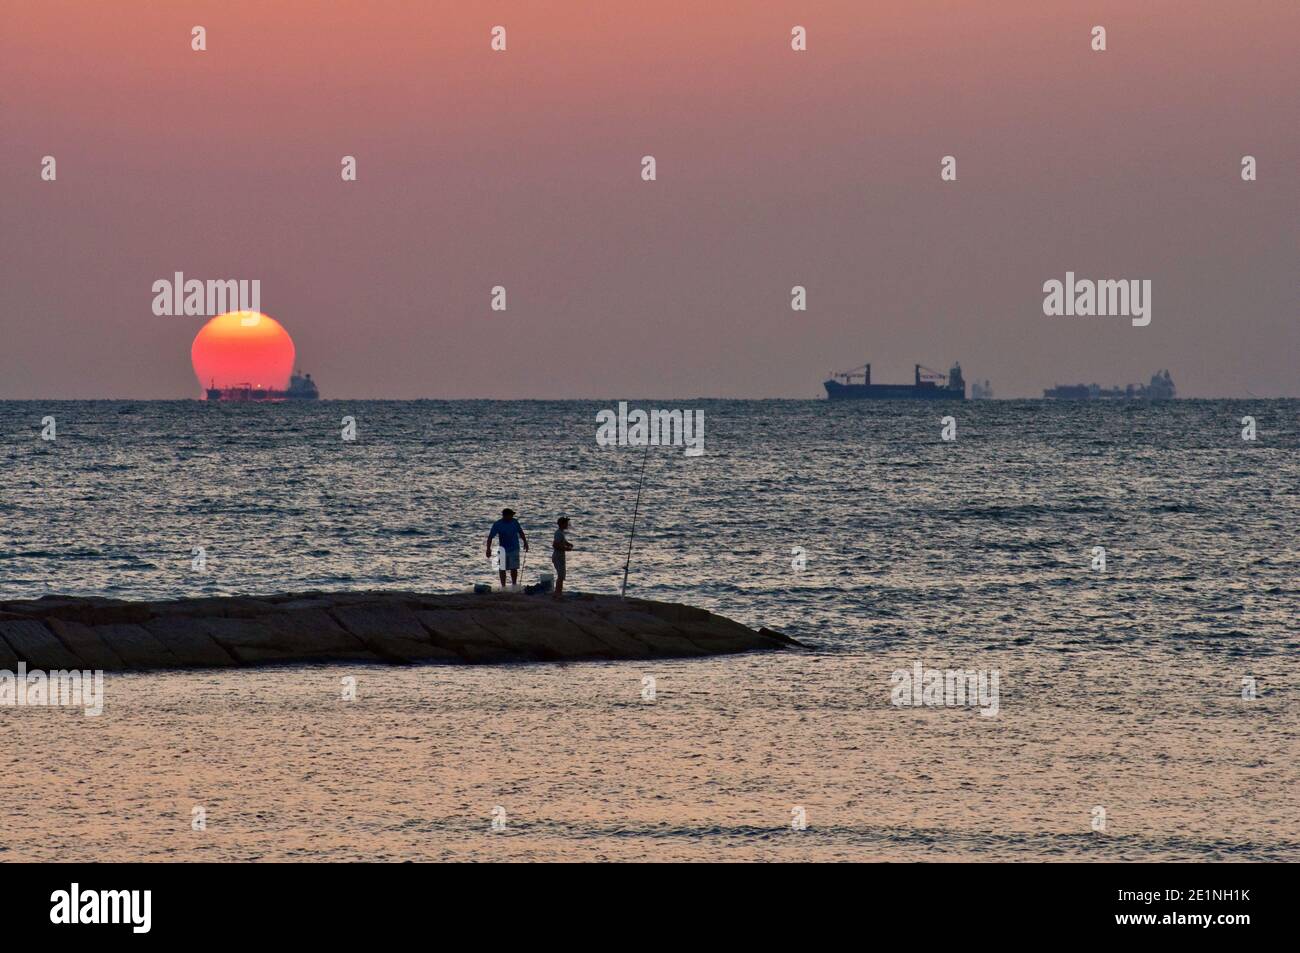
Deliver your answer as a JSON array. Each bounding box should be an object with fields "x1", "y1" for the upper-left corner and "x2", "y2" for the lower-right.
[{"x1": 191, "y1": 311, "x2": 295, "y2": 395}]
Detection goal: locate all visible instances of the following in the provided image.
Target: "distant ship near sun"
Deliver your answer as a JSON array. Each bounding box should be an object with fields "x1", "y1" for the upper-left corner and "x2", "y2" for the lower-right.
[{"x1": 191, "y1": 311, "x2": 320, "y2": 400}]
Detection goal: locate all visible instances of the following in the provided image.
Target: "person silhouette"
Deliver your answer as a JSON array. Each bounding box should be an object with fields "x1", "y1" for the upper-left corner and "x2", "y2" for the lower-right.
[
  {"x1": 486, "y1": 508, "x2": 528, "y2": 589},
  {"x1": 551, "y1": 516, "x2": 574, "y2": 599}
]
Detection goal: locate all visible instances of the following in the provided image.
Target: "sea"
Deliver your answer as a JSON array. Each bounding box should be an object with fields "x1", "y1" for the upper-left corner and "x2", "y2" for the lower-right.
[{"x1": 0, "y1": 399, "x2": 1296, "y2": 861}]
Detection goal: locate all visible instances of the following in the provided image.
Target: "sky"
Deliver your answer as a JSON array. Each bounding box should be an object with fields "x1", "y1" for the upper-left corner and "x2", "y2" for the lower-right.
[{"x1": 2, "y1": 0, "x2": 1297, "y2": 398}]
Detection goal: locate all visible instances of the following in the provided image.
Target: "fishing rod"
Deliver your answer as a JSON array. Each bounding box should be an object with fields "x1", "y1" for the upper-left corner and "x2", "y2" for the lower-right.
[{"x1": 620, "y1": 441, "x2": 652, "y2": 598}]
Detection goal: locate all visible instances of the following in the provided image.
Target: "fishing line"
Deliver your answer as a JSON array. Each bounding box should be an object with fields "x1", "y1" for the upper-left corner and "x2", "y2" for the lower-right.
[{"x1": 621, "y1": 440, "x2": 653, "y2": 597}]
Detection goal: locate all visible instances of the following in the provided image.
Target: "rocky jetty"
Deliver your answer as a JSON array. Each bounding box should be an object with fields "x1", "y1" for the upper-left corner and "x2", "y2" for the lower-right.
[{"x1": 0, "y1": 591, "x2": 800, "y2": 671}]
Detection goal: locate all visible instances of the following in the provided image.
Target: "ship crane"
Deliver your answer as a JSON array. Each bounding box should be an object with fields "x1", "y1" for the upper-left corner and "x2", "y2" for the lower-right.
[
  {"x1": 831, "y1": 364, "x2": 872, "y2": 385},
  {"x1": 915, "y1": 364, "x2": 948, "y2": 384}
]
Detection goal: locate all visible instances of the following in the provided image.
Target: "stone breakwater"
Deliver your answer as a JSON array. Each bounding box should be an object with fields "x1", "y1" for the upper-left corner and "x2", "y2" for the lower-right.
[{"x1": 0, "y1": 591, "x2": 801, "y2": 671}]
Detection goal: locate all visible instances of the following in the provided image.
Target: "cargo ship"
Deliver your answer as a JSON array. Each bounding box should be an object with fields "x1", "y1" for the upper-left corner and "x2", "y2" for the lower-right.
[
  {"x1": 824, "y1": 362, "x2": 966, "y2": 400},
  {"x1": 205, "y1": 370, "x2": 320, "y2": 401},
  {"x1": 1043, "y1": 370, "x2": 1175, "y2": 400}
]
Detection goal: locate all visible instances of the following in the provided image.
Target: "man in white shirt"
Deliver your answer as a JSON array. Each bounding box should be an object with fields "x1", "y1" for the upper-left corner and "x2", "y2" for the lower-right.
[{"x1": 551, "y1": 516, "x2": 574, "y2": 598}]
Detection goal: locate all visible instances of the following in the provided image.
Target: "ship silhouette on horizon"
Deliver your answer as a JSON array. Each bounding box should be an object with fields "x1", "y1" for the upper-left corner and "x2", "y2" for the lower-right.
[
  {"x1": 824, "y1": 362, "x2": 966, "y2": 400},
  {"x1": 1043, "y1": 370, "x2": 1175, "y2": 400},
  {"x1": 205, "y1": 370, "x2": 320, "y2": 401}
]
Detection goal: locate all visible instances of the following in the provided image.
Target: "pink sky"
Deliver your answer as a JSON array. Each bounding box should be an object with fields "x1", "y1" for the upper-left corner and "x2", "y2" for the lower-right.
[{"x1": 2, "y1": 0, "x2": 1297, "y2": 397}]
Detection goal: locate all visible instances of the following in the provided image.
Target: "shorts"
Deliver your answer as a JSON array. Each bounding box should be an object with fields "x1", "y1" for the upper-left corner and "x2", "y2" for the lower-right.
[
  {"x1": 500, "y1": 548, "x2": 520, "y2": 571},
  {"x1": 551, "y1": 554, "x2": 566, "y2": 580}
]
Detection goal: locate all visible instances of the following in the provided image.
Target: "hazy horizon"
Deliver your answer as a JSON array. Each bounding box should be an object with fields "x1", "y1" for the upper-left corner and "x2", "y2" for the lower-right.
[{"x1": 3, "y1": 1, "x2": 1297, "y2": 399}]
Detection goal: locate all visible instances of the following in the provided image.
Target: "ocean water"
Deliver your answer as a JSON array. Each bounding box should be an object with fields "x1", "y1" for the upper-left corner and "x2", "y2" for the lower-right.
[{"x1": 1, "y1": 399, "x2": 1297, "y2": 861}]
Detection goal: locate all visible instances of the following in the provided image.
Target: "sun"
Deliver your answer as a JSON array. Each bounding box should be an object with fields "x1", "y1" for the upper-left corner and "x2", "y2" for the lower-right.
[{"x1": 191, "y1": 311, "x2": 296, "y2": 395}]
